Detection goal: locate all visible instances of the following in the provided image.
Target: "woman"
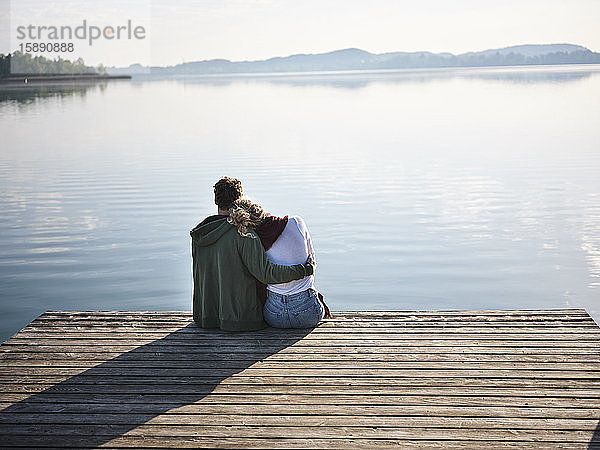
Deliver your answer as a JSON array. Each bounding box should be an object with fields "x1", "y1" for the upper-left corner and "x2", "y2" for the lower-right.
[{"x1": 228, "y1": 198, "x2": 330, "y2": 328}]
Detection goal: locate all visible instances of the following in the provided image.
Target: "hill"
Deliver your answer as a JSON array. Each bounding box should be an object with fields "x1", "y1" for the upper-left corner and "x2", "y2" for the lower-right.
[{"x1": 107, "y1": 44, "x2": 600, "y2": 76}]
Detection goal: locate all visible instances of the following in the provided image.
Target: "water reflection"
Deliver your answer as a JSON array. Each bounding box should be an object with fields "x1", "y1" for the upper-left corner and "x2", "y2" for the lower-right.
[
  {"x1": 135, "y1": 65, "x2": 598, "y2": 89},
  {"x1": 0, "y1": 65, "x2": 599, "y2": 343},
  {"x1": 0, "y1": 81, "x2": 107, "y2": 105},
  {"x1": 0, "y1": 66, "x2": 597, "y2": 103}
]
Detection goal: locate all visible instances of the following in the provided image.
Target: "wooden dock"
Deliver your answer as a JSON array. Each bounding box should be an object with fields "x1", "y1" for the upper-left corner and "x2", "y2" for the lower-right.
[{"x1": 0, "y1": 309, "x2": 599, "y2": 448}]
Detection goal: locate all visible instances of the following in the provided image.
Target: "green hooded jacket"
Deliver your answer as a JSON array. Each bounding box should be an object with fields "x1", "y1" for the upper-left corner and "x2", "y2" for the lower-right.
[{"x1": 190, "y1": 215, "x2": 312, "y2": 331}]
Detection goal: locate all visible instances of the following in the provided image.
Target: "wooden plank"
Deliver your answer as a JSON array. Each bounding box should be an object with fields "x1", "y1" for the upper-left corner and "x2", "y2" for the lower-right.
[
  {"x1": 29, "y1": 317, "x2": 600, "y2": 325},
  {"x1": 1, "y1": 393, "x2": 599, "y2": 408},
  {"x1": 3, "y1": 351, "x2": 598, "y2": 362},
  {"x1": 33, "y1": 318, "x2": 597, "y2": 326},
  {"x1": 0, "y1": 424, "x2": 598, "y2": 442},
  {"x1": 6, "y1": 338, "x2": 600, "y2": 347},
  {"x1": 28, "y1": 311, "x2": 588, "y2": 321},
  {"x1": 12, "y1": 329, "x2": 600, "y2": 339},
  {"x1": 29, "y1": 320, "x2": 598, "y2": 328},
  {"x1": 0, "y1": 435, "x2": 587, "y2": 449},
  {"x1": 2, "y1": 359, "x2": 599, "y2": 370},
  {"x1": 0, "y1": 413, "x2": 597, "y2": 430},
  {"x1": 2, "y1": 344, "x2": 598, "y2": 355},
  {"x1": 2, "y1": 376, "x2": 598, "y2": 388},
  {"x1": 2, "y1": 401, "x2": 599, "y2": 419},
  {"x1": 16, "y1": 325, "x2": 600, "y2": 339},
  {"x1": 34, "y1": 321, "x2": 582, "y2": 330},
  {"x1": 2, "y1": 383, "x2": 600, "y2": 398},
  {"x1": 27, "y1": 314, "x2": 599, "y2": 323},
  {"x1": 1, "y1": 367, "x2": 599, "y2": 378},
  {"x1": 41, "y1": 308, "x2": 590, "y2": 315}
]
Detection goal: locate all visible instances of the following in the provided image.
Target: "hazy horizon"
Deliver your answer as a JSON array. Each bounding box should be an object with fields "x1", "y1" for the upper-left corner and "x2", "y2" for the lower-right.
[{"x1": 111, "y1": 43, "x2": 597, "y2": 69}]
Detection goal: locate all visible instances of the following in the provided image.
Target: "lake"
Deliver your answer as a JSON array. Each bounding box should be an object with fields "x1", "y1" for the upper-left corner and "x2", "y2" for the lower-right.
[{"x1": 1, "y1": 64, "x2": 599, "y2": 342}]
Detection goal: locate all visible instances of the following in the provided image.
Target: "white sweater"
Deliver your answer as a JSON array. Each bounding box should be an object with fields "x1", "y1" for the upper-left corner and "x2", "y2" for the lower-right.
[{"x1": 265, "y1": 216, "x2": 315, "y2": 295}]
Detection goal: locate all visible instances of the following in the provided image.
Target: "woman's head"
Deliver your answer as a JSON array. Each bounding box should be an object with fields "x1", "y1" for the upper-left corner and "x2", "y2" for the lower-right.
[{"x1": 228, "y1": 198, "x2": 265, "y2": 237}]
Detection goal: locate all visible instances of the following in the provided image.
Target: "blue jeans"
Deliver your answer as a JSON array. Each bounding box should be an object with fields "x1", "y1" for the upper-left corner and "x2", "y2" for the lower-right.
[{"x1": 263, "y1": 288, "x2": 324, "y2": 329}]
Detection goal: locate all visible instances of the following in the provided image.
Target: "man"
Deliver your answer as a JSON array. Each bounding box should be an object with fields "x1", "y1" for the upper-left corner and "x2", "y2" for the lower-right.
[{"x1": 190, "y1": 177, "x2": 314, "y2": 331}]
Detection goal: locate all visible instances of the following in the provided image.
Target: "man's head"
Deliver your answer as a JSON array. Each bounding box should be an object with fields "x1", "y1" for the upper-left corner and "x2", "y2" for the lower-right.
[{"x1": 214, "y1": 177, "x2": 243, "y2": 212}]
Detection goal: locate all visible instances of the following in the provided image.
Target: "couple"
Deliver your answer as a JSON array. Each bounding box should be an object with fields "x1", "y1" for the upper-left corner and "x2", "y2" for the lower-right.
[{"x1": 190, "y1": 177, "x2": 330, "y2": 332}]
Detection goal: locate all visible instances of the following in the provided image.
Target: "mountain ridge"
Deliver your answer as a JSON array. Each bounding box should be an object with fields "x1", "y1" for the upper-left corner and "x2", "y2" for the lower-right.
[{"x1": 108, "y1": 43, "x2": 600, "y2": 75}]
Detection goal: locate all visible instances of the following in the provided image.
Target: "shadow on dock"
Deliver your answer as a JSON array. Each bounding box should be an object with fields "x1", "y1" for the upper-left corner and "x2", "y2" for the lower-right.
[
  {"x1": 0, "y1": 323, "x2": 311, "y2": 447},
  {"x1": 592, "y1": 422, "x2": 600, "y2": 449}
]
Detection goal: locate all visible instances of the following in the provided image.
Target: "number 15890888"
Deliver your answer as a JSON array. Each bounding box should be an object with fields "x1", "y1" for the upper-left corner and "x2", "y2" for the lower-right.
[{"x1": 19, "y1": 42, "x2": 75, "y2": 53}]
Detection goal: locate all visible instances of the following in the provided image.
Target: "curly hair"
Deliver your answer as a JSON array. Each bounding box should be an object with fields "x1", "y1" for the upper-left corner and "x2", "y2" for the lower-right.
[
  {"x1": 228, "y1": 198, "x2": 265, "y2": 238},
  {"x1": 214, "y1": 177, "x2": 243, "y2": 210}
]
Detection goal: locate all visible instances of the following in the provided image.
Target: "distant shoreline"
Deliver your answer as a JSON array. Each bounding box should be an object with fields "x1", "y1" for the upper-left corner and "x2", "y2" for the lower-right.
[
  {"x1": 115, "y1": 61, "x2": 600, "y2": 78},
  {"x1": 108, "y1": 44, "x2": 600, "y2": 77},
  {"x1": 121, "y1": 63, "x2": 600, "y2": 81},
  {"x1": 0, "y1": 74, "x2": 132, "y2": 84}
]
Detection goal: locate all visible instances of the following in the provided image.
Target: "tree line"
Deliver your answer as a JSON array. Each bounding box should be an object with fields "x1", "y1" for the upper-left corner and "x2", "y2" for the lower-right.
[{"x1": 0, "y1": 52, "x2": 104, "y2": 77}]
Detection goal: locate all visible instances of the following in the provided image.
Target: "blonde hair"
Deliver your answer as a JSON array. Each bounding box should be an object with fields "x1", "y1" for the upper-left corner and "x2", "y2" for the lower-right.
[{"x1": 228, "y1": 197, "x2": 265, "y2": 238}]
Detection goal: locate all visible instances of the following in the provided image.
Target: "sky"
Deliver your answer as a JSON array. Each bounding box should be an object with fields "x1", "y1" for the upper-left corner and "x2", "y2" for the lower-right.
[{"x1": 1, "y1": 0, "x2": 599, "y2": 67}]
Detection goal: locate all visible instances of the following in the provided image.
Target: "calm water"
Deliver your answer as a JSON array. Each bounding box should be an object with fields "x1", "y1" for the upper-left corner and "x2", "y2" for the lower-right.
[{"x1": 1, "y1": 65, "x2": 599, "y2": 341}]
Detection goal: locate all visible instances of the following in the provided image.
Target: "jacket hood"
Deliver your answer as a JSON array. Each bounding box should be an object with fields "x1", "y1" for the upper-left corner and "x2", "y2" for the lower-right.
[{"x1": 190, "y1": 215, "x2": 233, "y2": 247}]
